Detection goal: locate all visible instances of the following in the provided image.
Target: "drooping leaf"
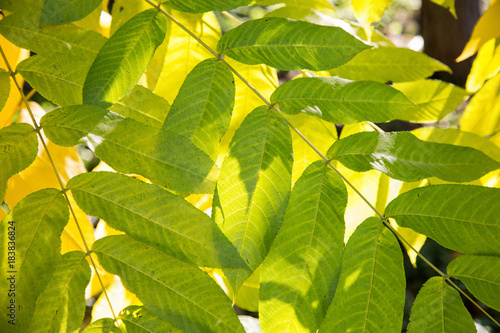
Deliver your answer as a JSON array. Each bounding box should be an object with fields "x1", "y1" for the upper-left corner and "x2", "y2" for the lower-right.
[
  {"x1": 213, "y1": 106, "x2": 293, "y2": 291},
  {"x1": 329, "y1": 48, "x2": 450, "y2": 83},
  {"x1": 83, "y1": 9, "x2": 167, "y2": 108},
  {"x1": 457, "y1": 0, "x2": 500, "y2": 61},
  {"x1": 163, "y1": 58, "x2": 235, "y2": 160},
  {"x1": 68, "y1": 171, "x2": 247, "y2": 269},
  {"x1": 28, "y1": 251, "x2": 91, "y2": 332},
  {"x1": 407, "y1": 277, "x2": 476, "y2": 333},
  {"x1": 429, "y1": 0, "x2": 456, "y2": 17},
  {"x1": 327, "y1": 131, "x2": 500, "y2": 182},
  {"x1": 41, "y1": 105, "x2": 216, "y2": 194},
  {"x1": 110, "y1": 85, "x2": 170, "y2": 128},
  {"x1": 166, "y1": 0, "x2": 252, "y2": 14},
  {"x1": 81, "y1": 318, "x2": 121, "y2": 333},
  {"x1": 272, "y1": 77, "x2": 414, "y2": 124},
  {"x1": 218, "y1": 17, "x2": 370, "y2": 71},
  {"x1": 93, "y1": 235, "x2": 246, "y2": 333},
  {"x1": 319, "y1": 217, "x2": 405, "y2": 333},
  {"x1": 40, "y1": 0, "x2": 103, "y2": 27},
  {"x1": 460, "y1": 73, "x2": 500, "y2": 137},
  {"x1": 0, "y1": 69, "x2": 10, "y2": 111},
  {"x1": 118, "y1": 305, "x2": 187, "y2": 332},
  {"x1": 0, "y1": 189, "x2": 68, "y2": 333},
  {"x1": 385, "y1": 184, "x2": 500, "y2": 256},
  {"x1": 352, "y1": 0, "x2": 393, "y2": 40},
  {"x1": 260, "y1": 161, "x2": 347, "y2": 333},
  {"x1": 447, "y1": 255, "x2": 500, "y2": 311},
  {"x1": 0, "y1": 123, "x2": 38, "y2": 201},
  {"x1": 393, "y1": 79, "x2": 468, "y2": 122},
  {"x1": 466, "y1": 38, "x2": 500, "y2": 93}
]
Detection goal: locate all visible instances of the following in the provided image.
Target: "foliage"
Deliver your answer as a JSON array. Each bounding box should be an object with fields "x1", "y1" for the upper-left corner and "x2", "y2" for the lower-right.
[{"x1": 0, "y1": 0, "x2": 499, "y2": 332}]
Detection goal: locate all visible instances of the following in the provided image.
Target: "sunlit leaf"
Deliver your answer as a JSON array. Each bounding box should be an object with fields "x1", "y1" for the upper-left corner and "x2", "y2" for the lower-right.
[
  {"x1": 118, "y1": 305, "x2": 186, "y2": 332},
  {"x1": 164, "y1": 58, "x2": 234, "y2": 160},
  {"x1": 167, "y1": 0, "x2": 252, "y2": 14},
  {"x1": 352, "y1": 0, "x2": 393, "y2": 40},
  {"x1": 91, "y1": 278, "x2": 141, "y2": 324},
  {"x1": 407, "y1": 277, "x2": 476, "y2": 332},
  {"x1": 0, "y1": 123, "x2": 38, "y2": 201},
  {"x1": 218, "y1": 17, "x2": 370, "y2": 71},
  {"x1": 0, "y1": 69, "x2": 10, "y2": 112},
  {"x1": 466, "y1": 38, "x2": 500, "y2": 93},
  {"x1": 328, "y1": 131, "x2": 500, "y2": 182},
  {"x1": 461, "y1": 73, "x2": 500, "y2": 137},
  {"x1": 272, "y1": 77, "x2": 414, "y2": 124},
  {"x1": 319, "y1": 217, "x2": 405, "y2": 333},
  {"x1": 447, "y1": 255, "x2": 500, "y2": 311},
  {"x1": 40, "y1": 0, "x2": 103, "y2": 27},
  {"x1": 68, "y1": 171, "x2": 247, "y2": 269},
  {"x1": 28, "y1": 251, "x2": 91, "y2": 333},
  {"x1": 82, "y1": 318, "x2": 121, "y2": 333},
  {"x1": 93, "y1": 235, "x2": 246, "y2": 333},
  {"x1": 385, "y1": 185, "x2": 500, "y2": 256},
  {"x1": 213, "y1": 106, "x2": 292, "y2": 291},
  {"x1": 393, "y1": 79, "x2": 467, "y2": 122},
  {"x1": 260, "y1": 161, "x2": 347, "y2": 333},
  {"x1": 429, "y1": 0, "x2": 456, "y2": 17},
  {"x1": 0, "y1": 189, "x2": 68, "y2": 332},
  {"x1": 83, "y1": 9, "x2": 167, "y2": 107}
]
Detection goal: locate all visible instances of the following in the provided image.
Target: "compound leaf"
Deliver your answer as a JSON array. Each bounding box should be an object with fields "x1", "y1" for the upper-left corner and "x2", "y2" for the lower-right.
[
  {"x1": 118, "y1": 305, "x2": 186, "y2": 332},
  {"x1": 166, "y1": 0, "x2": 252, "y2": 14},
  {"x1": 40, "y1": 0, "x2": 103, "y2": 27}
]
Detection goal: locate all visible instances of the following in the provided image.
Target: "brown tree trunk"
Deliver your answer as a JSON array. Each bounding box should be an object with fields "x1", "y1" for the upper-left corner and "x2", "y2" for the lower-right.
[{"x1": 420, "y1": 0, "x2": 480, "y2": 87}]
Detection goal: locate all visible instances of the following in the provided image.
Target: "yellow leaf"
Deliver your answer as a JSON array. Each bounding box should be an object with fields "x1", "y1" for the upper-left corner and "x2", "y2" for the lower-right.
[
  {"x1": 428, "y1": 0, "x2": 456, "y2": 18},
  {"x1": 466, "y1": 38, "x2": 500, "y2": 93},
  {"x1": 457, "y1": 0, "x2": 500, "y2": 62},
  {"x1": 351, "y1": 0, "x2": 393, "y2": 41}
]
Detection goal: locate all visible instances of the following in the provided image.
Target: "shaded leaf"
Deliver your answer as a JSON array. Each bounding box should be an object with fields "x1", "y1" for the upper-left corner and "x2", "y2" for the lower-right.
[
  {"x1": 329, "y1": 48, "x2": 450, "y2": 83},
  {"x1": 68, "y1": 171, "x2": 247, "y2": 269},
  {"x1": 0, "y1": 69, "x2": 10, "y2": 112},
  {"x1": 41, "y1": 105, "x2": 216, "y2": 194},
  {"x1": 447, "y1": 255, "x2": 500, "y2": 311},
  {"x1": 28, "y1": 251, "x2": 91, "y2": 333},
  {"x1": 167, "y1": 0, "x2": 252, "y2": 14},
  {"x1": 110, "y1": 85, "x2": 170, "y2": 128},
  {"x1": 83, "y1": 9, "x2": 167, "y2": 108},
  {"x1": 218, "y1": 17, "x2": 370, "y2": 71},
  {"x1": 407, "y1": 277, "x2": 476, "y2": 333},
  {"x1": 0, "y1": 189, "x2": 68, "y2": 332},
  {"x1": 93, "y1": 235, "x2": 246, "y2": 333},
  {"x1": 118, "y1": 305, "x2": 187, "y2": 332},
  {"x1": 0, "y1": 123, "x2": 38, "y2": 201},
  {"x1": 272, "y1": 77, "x2": 414, "y2": 124},
  {"x1": 40, "y1": 0, "x2": 103, "y2": 27},
  {"x1": 429, "y1": 0, "x2": 456, "y2": 17},
  {"x1": 260, "y1": 161, "x2": 347, "y2": 333},
  {"x1": 164, "y1": 58, "x2": 234, "y2": 160},
  {"x1": 393, "y1": 80, "x2": 467, "y2": 122},
  {"x1": 214, "y1": 106, "x2": 293, "y2": 291},
  {"x1": 319, "y1": 217, "x2": 405, "y2": 333},
  {"x1": 328, "y1": 131, "x2": 500, "y2": 182},
  {"x1": 385, "y1": 184, "x2": 500, "y2": 256}
]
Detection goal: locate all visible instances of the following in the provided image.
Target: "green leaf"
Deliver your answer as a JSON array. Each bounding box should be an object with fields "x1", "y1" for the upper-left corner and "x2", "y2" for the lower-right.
[
  {"x1": 164, "y1": 58, "x2": 235, "y2": 160},
  {"x1": 118, "y1": 305, "x2": 187, "y2": 332},
  {"x1": 28, "y1": 251, "x2": 91, "y2": 333},
  {"x1": 385, "y1": 185, "x2": 500, "y2": 256},
  {"x1": 41, "y1": 106, "x2": 216, "y2": 194},
  {"x1": 271, "y1": 77, "x2": 414, "y2": 124},
  {"x1": 327, "y1": 131, "x2": 500, "y2": 182},
  {"x1": 67, "y1": 171, "x2": 247, "y2": 269},
  {"x1": 393, "y1": 80, "x2": 468, "y2": 122},
  {"x1": 217, "y1": 17, "x2": 370, "y2": 71},
  {"x1": 0, "y1": 189, "x2": 68, "y2": 332},
  {"x1": 93, "y1": 235, "x2": 246, "y2": 333},
  {"x1": 110, "y1": 85, "x2": 170, "y2": 128},
  {"x1": 0, "y1": 123, "x2": 38, "y2": 201},
  {"x1": 447, "y1": 255, "x2": 500, "y2": 311},
  {"x1": 17, "y1": 53, "x2": 90, "y2": 106},
  {"x1": 167, "y1": 0, "x2": 253, "y2": 14},
  {"x1": 407, "y1": 277, "x2": 475, "y2": 333},
  {"x1": 260, "y1": 161, "x2": 347, "y2": 333},
  {"x1": 319, "y1": 217, "x2": 405, "y2": 333},
  {"x1": 83, "y1": 9, "x2": 167, "y2": 108},
  {"x1": 40, "y1": 0, "x2": 103, "y2": 27},
  {"x1": 328, "y1": 47, "x2": 450, "y2": 83},
  {"x1": 0, "y1": 69, "x2": 10, "y2": 111},
  {"x1": 81, "y1": 318, "x2": 121, "y2": 333},
  {"x1": 213, "y1": 106, "x2": 293, "y2": 291}
]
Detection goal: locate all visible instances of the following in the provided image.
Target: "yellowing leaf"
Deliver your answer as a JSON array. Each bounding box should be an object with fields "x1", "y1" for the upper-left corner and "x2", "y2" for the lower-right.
[
  {"x1": 466, "y1": 38, "x2": 500, "y2": 93},
  {"x1": 457, "y1": 1, "x2": 500, "y2": 62},
  {"x1": 429, "y1": 0, "x2": 456, "y2": 17},
  {"x1": 351, "y1": 0, "x2": 393, "y2": 41}
]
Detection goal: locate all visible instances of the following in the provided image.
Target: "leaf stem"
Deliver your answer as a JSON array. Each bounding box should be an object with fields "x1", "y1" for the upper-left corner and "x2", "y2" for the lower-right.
[
  {"x1": 143, "y1": 1, "x2": 499, "y2": 326},
  {"x1": 0, "y1": 45, "x2": 117, "y2": 321}
]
